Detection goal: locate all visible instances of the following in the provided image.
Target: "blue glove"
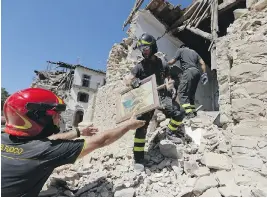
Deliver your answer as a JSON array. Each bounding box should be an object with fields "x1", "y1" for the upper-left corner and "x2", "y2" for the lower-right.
[{"x1": 201, "y1": 73, "x2": 208, "y2": 85}]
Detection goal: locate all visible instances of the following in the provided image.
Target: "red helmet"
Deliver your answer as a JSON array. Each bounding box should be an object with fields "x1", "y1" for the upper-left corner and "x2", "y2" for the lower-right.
[{"x1": 3, "y1": 88, "x2": 66, "y2": 137}]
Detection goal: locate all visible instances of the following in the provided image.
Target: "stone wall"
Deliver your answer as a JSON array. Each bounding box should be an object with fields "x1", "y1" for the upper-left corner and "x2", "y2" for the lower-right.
[{"x1": 216, "y1": 6, "x2": 267, "y2": 194}]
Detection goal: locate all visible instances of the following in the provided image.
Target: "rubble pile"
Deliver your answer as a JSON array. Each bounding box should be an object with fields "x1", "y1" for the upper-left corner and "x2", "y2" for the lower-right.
[
  {"x1": 41, "y1": 4, "x2": 267, "y2": 197},
  {"x1": 42, "y1": 111, "x2": 226, "y2": 197},
  {"x1": 31, "y1": 70, "x2": 73, "y2": 100},
  {"x1": 105, "y1": 37, "x2": 139, "y2": 84}
]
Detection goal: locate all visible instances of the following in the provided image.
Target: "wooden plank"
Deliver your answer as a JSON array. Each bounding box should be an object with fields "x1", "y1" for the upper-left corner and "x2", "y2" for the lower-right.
[
  {"x1": 176, "y1": 25, "x2": 212, "y2": 40},
  {"x1": 186, "y1": 0, "x2": 205, "y2": 27},
  {"x1": 122, "y1": 0, "x2": 144, "y2": 30},
  {"x1": 169, "y1": 1, "x2": 201, "y2": 30},
  {"x1": 190, "y1": 0, "x2": 208, "y2": 26},
  {"x1": 195, "y1": 0, "x2": 214, "y2": 27}
]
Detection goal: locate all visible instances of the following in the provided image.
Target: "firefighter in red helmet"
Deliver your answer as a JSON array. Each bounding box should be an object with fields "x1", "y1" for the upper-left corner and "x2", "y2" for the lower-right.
[{"x1": 1, "y1": 88, "x2": 145, "y2": 197}]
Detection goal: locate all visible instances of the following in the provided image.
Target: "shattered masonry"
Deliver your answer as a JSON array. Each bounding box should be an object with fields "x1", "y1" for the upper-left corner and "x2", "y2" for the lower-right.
[{"x1": 41, "y1": 1, "x2": 267, "y2": 197}]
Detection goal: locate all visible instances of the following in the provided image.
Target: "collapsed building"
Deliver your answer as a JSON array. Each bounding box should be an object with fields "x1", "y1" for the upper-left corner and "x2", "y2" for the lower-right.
[
  {"x1": 32, "y1": 61, "x2": 106, "y2": 131},
  {"x1": 40, "y1": 0, "x2": 267, "y2": 197}
]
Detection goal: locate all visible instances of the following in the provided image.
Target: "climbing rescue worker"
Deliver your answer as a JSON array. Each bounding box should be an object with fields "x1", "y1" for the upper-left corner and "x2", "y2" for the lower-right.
[
  {"x1": 124, "y1": 33, "x2": 185, "y2": 166},
  {"x1": 1, "y1": 88, "x2": 145, "y2": 197},
  {"x1": 168, "y1": 44, "x2": 208, "y2": 118}
]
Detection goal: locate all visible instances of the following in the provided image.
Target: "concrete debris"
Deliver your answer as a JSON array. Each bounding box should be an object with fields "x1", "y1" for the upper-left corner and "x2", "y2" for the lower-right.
[
  {"x1": 200, "y1": 188, "x2": 221, "y2": 197},
  {"x1": 215, "y1": 170, "x2": 234, "y2": 186},
  {"x1": 159, "y1": 140, "x2": 183, "y2": 159},
  {"x1": 114, "y1": 188, "x2": 136, "y2": 197},
  {"x1": 251, "y1": 187, "x2": 267, "y2": 197},
  {"x1": 39, "y1": 5, "x2": 267, "y2": 197},
  {"x1": 193, "y1": 175, "x2": 218, "y2": 196},
  {"x1": 201, "y1": 152, "x2": 232, "y2": 170},
  {"x1": 193, "y1": 166, "x2": 210, "y2": 177},
  {"x1": 218, "y1": 184, "x2": 241, "y2": 197}
]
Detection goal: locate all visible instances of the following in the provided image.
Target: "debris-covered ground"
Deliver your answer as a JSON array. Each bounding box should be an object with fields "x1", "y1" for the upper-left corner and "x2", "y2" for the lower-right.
[{"x1": 40, "y1": 4, "x2": 267, "y2": 197}]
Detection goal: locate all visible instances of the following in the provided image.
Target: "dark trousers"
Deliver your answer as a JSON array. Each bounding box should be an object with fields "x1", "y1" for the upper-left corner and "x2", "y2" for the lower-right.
[
  {"x1": 178, "y1": 67, "x2": 201, "y2": 115},
  {"x1": 133, "y1": 95, "x2": 185, "y2": 162}
]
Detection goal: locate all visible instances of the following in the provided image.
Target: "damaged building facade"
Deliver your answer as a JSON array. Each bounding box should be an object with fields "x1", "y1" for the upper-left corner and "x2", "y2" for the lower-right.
[{"x1": 32, "y1": 61, "x2": 106, "y2": 130}]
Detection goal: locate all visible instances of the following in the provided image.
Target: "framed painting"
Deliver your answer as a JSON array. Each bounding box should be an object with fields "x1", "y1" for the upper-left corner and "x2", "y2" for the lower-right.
[{"x1": 116, "y1": 74, "x2": 160, "y2": 124}]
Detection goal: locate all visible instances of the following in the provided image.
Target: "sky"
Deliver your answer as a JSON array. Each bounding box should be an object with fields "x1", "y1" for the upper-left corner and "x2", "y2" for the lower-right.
[{"x1": 2, "y1": 0, "x2": 192, "y2": 94}]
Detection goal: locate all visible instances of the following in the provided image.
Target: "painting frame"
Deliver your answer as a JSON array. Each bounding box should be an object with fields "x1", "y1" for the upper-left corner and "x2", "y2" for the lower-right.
[{"x1": 116, "y1": 74, "x2": 160, "y2": 124}]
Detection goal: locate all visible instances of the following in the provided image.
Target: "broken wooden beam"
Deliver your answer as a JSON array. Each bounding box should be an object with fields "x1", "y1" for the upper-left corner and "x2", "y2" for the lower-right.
[
  {"x1": 190, "y1": 0, "x2": 208, "y2": 26},
  {"x1": 176, "y1": 25, "x2": 212, "y2": 40},
  {"x1": 186, "y1": 0, "x2": 205, "y2": 27},
  {"x1": 195, "y1": 0, "x2": 214, "y2": 28},
  {"x1": 122, "y1": 0, "x2": 144, "y2": 30},
  {"x1": 210, "y1": 0, "x2": 218, "y2": 72}
]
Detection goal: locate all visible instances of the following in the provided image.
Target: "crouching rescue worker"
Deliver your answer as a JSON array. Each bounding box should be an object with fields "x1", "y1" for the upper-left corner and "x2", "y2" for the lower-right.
[
  {"x1": 168, "y1": 44, "x2": 208, "y2": 118},
  {"x1": 124, "y1": 33, "x2": 185, "y2": 166},
  {"x1": 1, "y1": 88, "x2": 145, "y2": 197}
]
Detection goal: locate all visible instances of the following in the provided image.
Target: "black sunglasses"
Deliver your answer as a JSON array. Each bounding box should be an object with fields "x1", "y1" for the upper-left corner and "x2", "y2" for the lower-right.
[{"x1": 26, "y1": 102, "x2": 66, "y2": 112}]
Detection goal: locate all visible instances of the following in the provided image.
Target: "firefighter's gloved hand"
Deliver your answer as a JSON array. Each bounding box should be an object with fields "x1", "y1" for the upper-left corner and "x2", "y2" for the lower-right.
[
  {"x1": 131, "y1": 78, "x2": 141, "y2": 89},
  {"x1": 201, "y1": 73, "x2": 208, "y2": 85}
]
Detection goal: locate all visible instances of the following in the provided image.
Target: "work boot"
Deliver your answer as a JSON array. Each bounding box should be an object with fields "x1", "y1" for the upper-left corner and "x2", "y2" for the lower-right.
[{"x1": 165, "y1": 128, "x2": 184, "y2": 144}]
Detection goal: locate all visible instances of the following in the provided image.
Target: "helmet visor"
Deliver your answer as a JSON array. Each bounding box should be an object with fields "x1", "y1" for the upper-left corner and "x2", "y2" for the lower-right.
[{"x1": 139, "y1": 45, "x2": 151, "y2": 57}]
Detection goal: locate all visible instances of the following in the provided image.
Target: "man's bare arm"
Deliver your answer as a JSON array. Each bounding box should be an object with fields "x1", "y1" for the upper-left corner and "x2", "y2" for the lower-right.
[
  {"x1": 199, "y1": 58, "x2": 206, "y2": 73},
  {"x1": 167, "y1": 58, "x2": 176, "y2": 65},
  {"x1": 78, "y1": 119, "x2": 145, "y2": 158},
  {"x1": 48, "y1": 130, "x2": 78, "y2": 140}
]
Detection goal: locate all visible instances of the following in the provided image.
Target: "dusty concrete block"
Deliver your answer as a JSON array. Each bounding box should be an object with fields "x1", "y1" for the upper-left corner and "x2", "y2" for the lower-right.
[
  {"x1": 258, "y1": 140, "x2": 267, "y2": 149},
  {"x1": 253, "y1": 0, "x2": 267, "y2": 10},
  {"x1": 259, "y1": 147, "x2": 267, "y2": 161},
  {"x1": 233, "y1": 125, "x2": 265, "y2": 137},
  {"x1": 243, "y1": 82, "x2": 267, "y2": 100},
  {"x1": 202, "y1": 152, "x2": 231, "y2": 170},
  {"x1": 114, "y1": 188, "x2": 135, "y2": 197},
  {"x1": 231, "y1": 138, "x2": 258, "y2": 149},
  {"x1": 186, "y1": 177, "x2": 197, "y2": 187},
  {"x1": 251, "y1": 187, "x2": 267, "y2": 197},
  {"x1": 230, "y1": 63, "x2": 265, "y2": 83},
  {"x1": 232, "y1": 147, "x2": 256, "y2": 156},
  {"x1": 218, "y1": 184, "x2": 241, "y2": 197},
  {"x1": 240, "y1": 186, "x2": 253, "y2": 197},
  {"x1": 233, "y1": 156, "x2": 263, "y2": 171},
  {"x1": 231, "y1": 99, "x2": 265, "y2": 121},
  {"x1": 233, "y1": 9, "x2": 248, "y2": 19},
  {"x1": 218, "y1": 142, "x2": 230, "y2": 153},
  {"x1": 159, "y1": 140, "x2": 183, "y2": 159},
  {"x1": 261, "y1": 164, "x2": 267, "y2": 176},
  {"x1": 193, "y1": 167, "x2": 210, "y2": 177},
  {"x1": 184, "y1": 161, "x2": 199, "y2": 175},
  {"x1": 215, "y1": 170, "x2": 234, "y2": 186},
  {"x1": 193, "y1": 175, "x2": 218, "y2": 196},
  {"x1": 200, "y1": 188, "x2": 221, "y2": 197}
]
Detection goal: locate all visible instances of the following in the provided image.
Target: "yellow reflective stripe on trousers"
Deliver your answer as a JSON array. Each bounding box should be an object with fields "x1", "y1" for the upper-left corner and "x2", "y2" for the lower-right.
[
  {"x1": 185, "y1": 108, "x2": 193, "y2": 113},
  {"x1": 134, "y1": 147, "x2": 145, "y2": 151},
  {"x1": 167, "y1": 124, "x2": 177, "y2": 131},
  {"x1": 182, "y1": 103, "x2": 191, "y2": 108},
  {"x1": 170, "y1": 119, "x2": 182, "y2": 126},
  {"x1": 134, "y1": 138, "x2": 146, "y2": 143}
]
